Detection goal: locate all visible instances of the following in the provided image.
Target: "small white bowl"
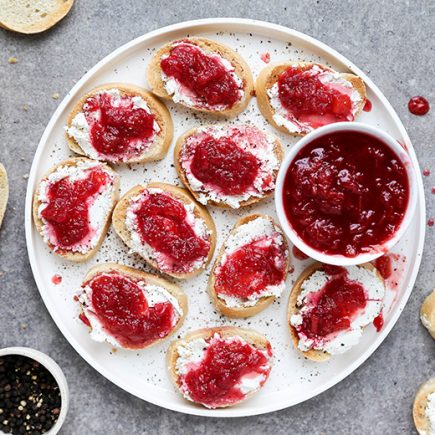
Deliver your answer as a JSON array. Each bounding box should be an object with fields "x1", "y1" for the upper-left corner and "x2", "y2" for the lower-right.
[
  {"x1": 0, "y1": 347, "x2": 69, "y2": 434},
  {"x1": 275, "y1": 122, "x2": 418, "y2": 266}
]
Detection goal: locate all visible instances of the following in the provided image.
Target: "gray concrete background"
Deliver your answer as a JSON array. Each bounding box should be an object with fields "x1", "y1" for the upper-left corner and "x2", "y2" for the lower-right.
[{"x1": 0, "y1": 1, "x2": 434, "y2": 433}]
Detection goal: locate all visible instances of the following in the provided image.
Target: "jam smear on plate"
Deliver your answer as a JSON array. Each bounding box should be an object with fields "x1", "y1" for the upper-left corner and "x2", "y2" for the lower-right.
[
  {"x1": 283, "y1": 131, "x2": 409, "y2": 257},
  {"x1": 363, "y1": 98, "x2": 372, "y2": 112}
]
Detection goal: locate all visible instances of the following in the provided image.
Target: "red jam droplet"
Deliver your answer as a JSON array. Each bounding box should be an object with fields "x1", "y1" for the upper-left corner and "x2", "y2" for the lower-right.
[
  {"x1": 51, "y1": 274, "x2": 62, "y2": 285},
  {"x1": 423, "y1": 168, "x2": 431, "y2": 177},
  {"x1": 432, "y1": 187, "x2": 435, "y2": 194},
  {"x1": 85, "y1": 92, "x2": 155, "y2": 160},
  {"x1": 373, "y1": 255, "x2": 392, "y2": 279},
  {"x1": 84, "y1": 273, "x2": 177, "y2": 348},
  {"x1": 79, "y1": 312, "x2": 91, "y2": 327},
  {"x1": 260, "y1": 51, "x2": 271, "y2": 63},
  {"x1": 408, "y1": 96, "x2": 430, "y2": 116},
  {"x1": 180, "y1": 335, "x2": 271, "y2": 408},
  {"x1": 283, "y1": 131, "x2": 410, "y2": 257},
  {"x1": 373, "y1": 313, "x2": 384, "y2": 332},
  {"x1": 428, "y1": 218, "x2": 434, "y2": 227},
  {"x1": 134, "y1": 191, "x2": 210, "y2": 271},
  {"x1": 160, "y1": 42, "x2": 241, "y2": 109},
  {"x1": 363, "y1": 98, "x2": 372, "y2": 112},
  {"x1": 189, "y1": 134, "x2": 259, "y2": 195},
  {"x1": 215, "y1": 236, "x2": 286, "y2": 299},
  {"x1": 41, "y1": 167, "x2": 111, "y2": 251},
  {"x1": 292, "y1": 245, "x2": 309, "y2": 260}
]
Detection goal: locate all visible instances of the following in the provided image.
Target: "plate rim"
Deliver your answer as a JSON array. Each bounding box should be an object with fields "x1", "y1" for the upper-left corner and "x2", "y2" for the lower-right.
[{"x1": 24, "y1": 17, "x2": 426, "y2": 417}]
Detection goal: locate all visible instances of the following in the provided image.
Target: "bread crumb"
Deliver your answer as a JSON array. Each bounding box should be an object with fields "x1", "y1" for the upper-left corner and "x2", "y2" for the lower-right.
[
  {"x1": 23, "y1": 104, "x2": 29, "y2": 111},
  {"x1": 0, "y1": 271, "x2": 5, "y2": 277},
  {"x1": 52, "y1": 92, "x2": 60, "y2": 100},
  {"x1": 21, "y1": 323, "x2": 28, "y2": 330},
  {"x1": 111, "y1": 348, "x2": 118, "y2": 353},
  {"x1": 8, "y1": 57, "x2": 18, "y2": 64},
  {"x1": 22, "y1": 174, "x2": 29, "y2": 180}
]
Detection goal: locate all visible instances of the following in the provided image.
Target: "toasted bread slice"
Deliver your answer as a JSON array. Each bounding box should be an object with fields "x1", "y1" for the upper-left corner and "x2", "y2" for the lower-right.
[
  {"x1": 66, "y1": 83, "x2": 173, "y2": 164},
  {"x1": 167, "y1": 326, "x2": 272, "y2": 408},
  {"x1": 0, "y1": 163, "x2": 8, "y2": 228},
  {"x1": 209, "y1": 214, "x2": 290, "y2": 318},
  {"x1": 174, "y1": 125, "x2": 283, "y2": 208},
  {"x1": 147, "y1": 37, "x2": 254, "y2": 117},
  {"x1": 287, "y1": 262, "x2": 383, "y2": 361},
  {"x1": 421, "y1": 289, "x2": 435, "y2": 338},
  {"x1": 112, "y1": 182, "x2": 216, "y2": 279},
  {"x1": 0, "y1": 0, "x2": 74, "y2": 34},
  {"x1": 33, "y1": 157, "x2": 119, "y2": 262},
  {"x1": 256, "y1": 61, "x2": 366, "y2": 136},
  {"x1": 413, "y1": 378, "x2": 435, "y2": 435},
  {"x1": 78, "y1": 262, "x2": 187, "y2": 350}
]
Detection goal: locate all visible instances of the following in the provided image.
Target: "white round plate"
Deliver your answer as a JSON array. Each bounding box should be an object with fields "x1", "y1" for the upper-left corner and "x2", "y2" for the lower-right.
[{"x1": 25, "y1": 19, "x2": 425, "y2": 417}]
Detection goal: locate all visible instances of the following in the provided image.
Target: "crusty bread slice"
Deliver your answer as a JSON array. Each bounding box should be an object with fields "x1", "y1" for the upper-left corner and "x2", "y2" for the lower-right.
[
  {"x1": 66, "y1": 83, "x2": 173, "y2": 164},
  {"x1": 32, "y1": 157, "x2": 119, "y2": 262},
  {"x1": 0, "y1": 0, "x2": 74, "y2": 34},
  {"x1": 174, "y1": 126, "x2": 283, "y2": 208},
  {"x1": 112, "y1": 182, "x2": 216, "y2": 279},
  {"x1": 420, "y1": 289, "x2": 435, "y2": 339},
  {"x1": 0, "y1": 163, "x2": 8, "y2": 229},
  {"x1": 209, "y1": 214, "x2": 289, "y2": 318},
  {"x1": 413, "y1": 378, "x2": 435, "y2": 435},
  {"x1": 287, "y1": 262, "x2": 383, "y2": 361},
  {"x1": 256, "y1": 61, "x2": 366, "y2": 136},
  {"x1": 79, "y1": 262, "x2": 188, "y2": 349},
  {"x1": 147, "y1": 37, "x2": 254, "y2": 117},
  {"x1": 167, "y1": 326, "x2": 272, "y2": 408}
]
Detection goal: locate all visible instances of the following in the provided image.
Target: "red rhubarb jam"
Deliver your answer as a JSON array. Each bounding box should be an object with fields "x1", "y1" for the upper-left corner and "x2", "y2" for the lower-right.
[
  {"x1": 40, "y1": 164, "x2": 113, "y2": 252},
  {"x1": 215, "y1": 236, "x2": 286, "y2": 300},
  {"x1": 130, "y1": 190, "x2": 210, "y2": 273},
  {"x1": 83, "y1": 91, "x2": 156, "y2": 161},
  {"x1": 80, "y1": 272, "x2": 179, "y2": 348},
  {"x1": 408, "y1": 96, "x2": 430, "y2": 116},
  {"x1": 160, "y1": 42, "x2": 241, "y2": 109},
  {"x1": 283, "y1": 131, "x2": 409, "y2": 257},
  {"x1": 179, "y1": 334, "x2": 272, "y2": 408},
  {"x1": 277, "y1": 65, "x2": 355, "y2": 129}
]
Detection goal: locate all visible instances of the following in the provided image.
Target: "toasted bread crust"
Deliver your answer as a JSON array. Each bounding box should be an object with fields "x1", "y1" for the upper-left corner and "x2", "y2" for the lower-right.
[
  {"x1": 287, "y1": 262, "x2": 383, "y2": 361},
  {"x1": 65, "y1": 83, "x2": 173, "y2": 164},
  {"x1": 167, "y1": 326, "x2": 271, "y2": 407},
  {"x1": 112, "y1": 182, "x2": 216, "y2": 279},
  {"x1": 0, "y1": 163, "x2": 8, "y2": 228},
  {"x1": 256, "y1": 62, "x2": 366, "y2": 136},
  {"x1": 420, "y1": 290, "x2": 435, "y2": 339},
  {"x1": 147, "y1": 37, "x2": 254, "y2": 117},
  {"x1": 79, "y1": 262, "x2": 188, "y2": 349},
  {"x1": 208, "y1": 214, "x2": 290, "y2": 318},
  {"x1": 413, "y1": 378, "x2": 435, "y2": 435},
  {"x1": 174, "y1": 126, "x2": 283, "y2": 208},
  {"x1": 32, "y1": 157, "x2": 119, "y2": 262}
]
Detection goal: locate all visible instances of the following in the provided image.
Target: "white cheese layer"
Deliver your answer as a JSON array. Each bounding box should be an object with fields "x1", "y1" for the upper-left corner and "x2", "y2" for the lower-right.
[
  {"x1": 267, "y1": 65, "x2": 363, "y2": 134},
  {"x1": 125, "y1": 188, "x2": 210, "y2": 274},
  {"x1": 65, "y1": 88, "x2": 160, "y2": 162},
  {"x1": 290, "y1": 266, "x2": 385, "y2": 355},
  {"x1": 426, "y1": 392, "x2": 435, "y2": 435},
  {"x1": 181, "y1": 125, "x2": 280, "y2": 209},
  {"x1": 215, "y1": 217, "x2": 287, "y2": 308},
  {"x1": 79, "y1": 275, "x2": 183, "y2": 348},
  {"x1": 37, "y1": 160, "x2": 115, "y2": 254}
]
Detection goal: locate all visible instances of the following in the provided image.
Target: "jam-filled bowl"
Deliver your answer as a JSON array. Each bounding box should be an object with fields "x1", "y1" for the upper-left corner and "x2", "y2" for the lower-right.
[{"x1": 275, "y1": 122, "x2": 418, "y2": 266}]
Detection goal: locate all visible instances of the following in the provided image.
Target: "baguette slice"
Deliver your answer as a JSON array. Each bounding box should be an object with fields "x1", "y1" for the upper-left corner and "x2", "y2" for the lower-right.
[
  {"x1": 78, "y1": 263, "x2": 187, "y2": 350},
  {"x1": 33, "y1": 157, "x2": 119, "y2": 262},
  {"x1": 420, "y1": 290, "x2": 435, "y2": 338},
  {"x1": 0, "y1": 163, "x2": 8, "y2": 228},
  {"x1": 287, "y1": 262, "x2": 383, "y2": 361},
  {"x1": 66, "y1": 83, "x2": 173, "y2": 164},
  {"x1": 256, "y1": 61, "x2": 366, "y2": 136},
  {"x1": 112, "y1": 182, "x2": 216, "y2": 279},
  {"x1": 413, "y1": 378, "x2": 435, "y2": 435},
  {"x1": 209, "y1": 214, "x2": 290, "y2": 318},
  {"x1": 147, "y1": 37, "x2": 254, "y2": 117},
  {"x1": 0, "y1": 0, "x2": 74, "y2": 34},
  {"x1": 174, "y1": 125, "x2": 283, "y2": 209},
  {"x1": 167, "y1": 326, "x2": 272, "y2": 408}
]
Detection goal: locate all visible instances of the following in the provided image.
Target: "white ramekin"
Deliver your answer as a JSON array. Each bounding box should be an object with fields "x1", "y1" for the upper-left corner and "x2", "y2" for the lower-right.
[
  {"x1": 275, "y1": 122, "x2": 418, "y2": 266},
  {"x1": 0, "y1": 347, "x2": 69, "y2": 434}
]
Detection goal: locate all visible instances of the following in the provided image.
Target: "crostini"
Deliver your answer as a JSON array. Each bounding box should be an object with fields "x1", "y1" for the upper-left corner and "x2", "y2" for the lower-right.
[
  {"x1": 0, "y1": 163, "x2": 8, "y2": 228},
  {"x1": 112, "y1": 182, "x2": 216, "y2": 279},
  {"x1": 421, "y1": 290, "x2": 435, "y2": 339},
  {"x1": 288, "y1": 263, "x2": 385, "y2": 361},
  {"x1": 147, "y1": 37, "x2": 254, "y2": 117},
  {"x1": 414, "y1": 378, "x2": 435, "y2": 435},
  {"x1": 256, "y1": 62, "x2": 366, "y2": 135},
  {"x1": 33, "y1": 157, "x2": 119, "y2": 262},
  {"x1": 209, "y1": 214, "x2": 289, "y2": 318},
  {"x1": 167, "y1": 326, "x2": 273, "y2": 408},
  {"x1": 174, "y1": 124, "x2": 283, "y2": 209},
  {"x1": 77, "y1": 263, "x2": 187, "y2": 349},
  {"x1": 65, "y1": 83, "x2": 173, "y2": 164}
]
